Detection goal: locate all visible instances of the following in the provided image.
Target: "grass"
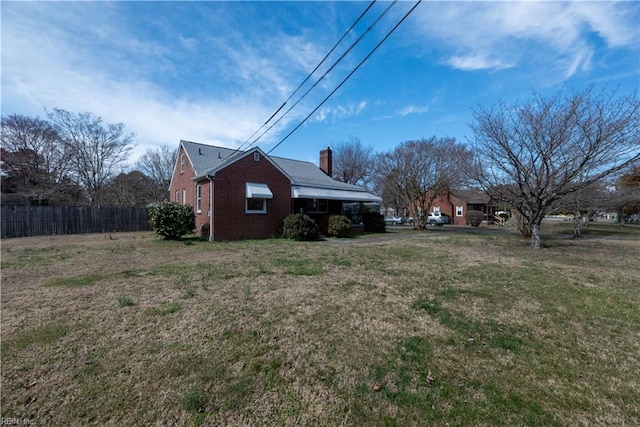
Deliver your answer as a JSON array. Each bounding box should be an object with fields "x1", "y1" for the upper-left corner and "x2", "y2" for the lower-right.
[
  {"x1": 1, "y1": 225, "x2": 639, "y2": 425},
  {"x1": 117, "y1": 295, "x2": 135, "y2": 307}
]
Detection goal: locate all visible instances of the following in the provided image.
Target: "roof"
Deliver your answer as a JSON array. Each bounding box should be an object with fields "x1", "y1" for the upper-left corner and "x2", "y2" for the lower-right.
[
  {"x1": 451, "y1": 188, "x2": 491, "y2": 204},
  {"x1": 270, "y1": 156, "x2": 365, "y2": 191},
  {"x1": 180, "y1": 140, "x2": 381, "y2": 201},
  {"x1": 180, "y1": 140, "x2": 238, "y2": 177}
]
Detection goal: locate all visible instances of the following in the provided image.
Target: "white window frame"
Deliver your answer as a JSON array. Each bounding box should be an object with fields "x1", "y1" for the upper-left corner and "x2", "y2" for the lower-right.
[
  {"x1": 433, "y1": 205, "x2": 440, "y2": 213},
  {"x1": 456, "y1": 205, "x2": 464, "y2": 217},
  {"x1": 180, "y1": 153, "x2": 185, "y2": 174},
  {"x1": 245, "y1": 182, "x2": 271, "y2": 214},
  {"x1": 182, "y1": 189, "x2": 187, "y2": 205},
  {"x1": 175, "y1": 190, "x2": 179, "y2": 202},
  {"x1": 246, "y1": 198, "x2": 267, "y2": 214},
  {"x1": 196, "y1": 184, "x2": 202, "y2": 213}
]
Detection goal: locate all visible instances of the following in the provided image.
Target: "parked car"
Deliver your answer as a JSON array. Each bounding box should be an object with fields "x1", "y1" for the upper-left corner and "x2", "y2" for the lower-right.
[
  {"x1": 427, "y1": 212, "x2": 450, "y2": 226},
  {"x1": 384, "y1": 216, "x2": 403, "y2": 225}
]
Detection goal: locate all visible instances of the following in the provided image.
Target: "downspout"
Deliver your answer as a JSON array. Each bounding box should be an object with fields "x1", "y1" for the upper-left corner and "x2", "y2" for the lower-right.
[{"x1": 208, "y1": 175, "x2": 214, "y2": 241}]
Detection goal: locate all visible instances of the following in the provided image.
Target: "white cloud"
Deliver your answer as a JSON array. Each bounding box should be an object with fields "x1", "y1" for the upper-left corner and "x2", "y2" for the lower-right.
[
  {"x1": 446, "y1": 55, "x2": 514, "y2": 72},
  {"x1": 1, "y1": 2, "x2": 330, "y2": 161},
  {"x1": 397, "y1": 105, "x2": 429, "y2": 117},
  {"x1": 376, "y1": 104, "x2": 429, "y2": 120},
  {"x1": 312, "y1": 101, "x2": 367, "y2": 123},
  {"x1": 411, "y1": 1, "x2": 639, "y2": 77}
]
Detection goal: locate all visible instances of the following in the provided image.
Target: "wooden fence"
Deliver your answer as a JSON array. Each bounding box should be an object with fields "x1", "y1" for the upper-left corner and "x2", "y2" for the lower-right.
[{"x1": 1, "y1": 206, "x2": 150, "y2": 238}]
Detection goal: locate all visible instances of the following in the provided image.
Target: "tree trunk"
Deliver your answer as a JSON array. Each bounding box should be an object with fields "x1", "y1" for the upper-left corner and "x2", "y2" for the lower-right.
[
  {"x1": 573, "y1": 209, "x2": 582, "y2": 238},
  {"x1": 513, "y1": 210, "x2": 531, "y2": 238},
  {"x1": 617, "y1": 207, "x2": 626, "y2": 227},
  {"x1": 531, "y1": 221, "x2": 542, "y2": 248}
]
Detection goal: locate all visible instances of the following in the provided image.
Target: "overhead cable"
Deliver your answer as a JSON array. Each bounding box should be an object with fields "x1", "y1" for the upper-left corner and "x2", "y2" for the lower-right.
[
  {"x1": 246, "y1": 0, "x2": 397, "y2": 151},
  {"x1": 232, "y1": 0, "x2": 377, "y2": 155},
  {"x1": 266, "y1": 0, "x2": 423, "y2": 155}
]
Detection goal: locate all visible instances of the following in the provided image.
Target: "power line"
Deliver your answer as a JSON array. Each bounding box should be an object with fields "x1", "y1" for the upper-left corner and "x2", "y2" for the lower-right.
[
  {"x1": 245, "y1": 0, "x2": 397, "y2": 151},
  {"x1": 232, "y1": 0, "x2": 377, "y2": 155},
  {"x1": 266, "y1": 0, "x2": 423, "y2": 155}
]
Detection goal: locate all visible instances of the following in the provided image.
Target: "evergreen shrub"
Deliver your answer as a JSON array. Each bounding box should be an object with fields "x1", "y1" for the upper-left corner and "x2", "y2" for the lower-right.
[
  {"x1": 149, "y1": 202, "x2": 196, "y2": 240},
  {"x1": 327, "y1": 215, "x2": 353, "y2": 238},
  {"x1": 282, "y1": 213, "x2": 319, "y2": 241}
]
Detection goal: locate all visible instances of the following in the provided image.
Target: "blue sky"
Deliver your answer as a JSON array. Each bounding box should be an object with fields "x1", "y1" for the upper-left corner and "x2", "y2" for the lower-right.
[{"x1": 2, "y1": 1, "x2": 638, "y2": 166}]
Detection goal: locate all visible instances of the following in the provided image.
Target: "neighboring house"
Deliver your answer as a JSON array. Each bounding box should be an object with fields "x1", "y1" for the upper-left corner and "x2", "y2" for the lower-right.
[
  {"x1": 169, "y1": 140, "x2": 381, "y2": 241},
  {"x1": 430, "y1": 189, "x2": 497, "y2": 225}
]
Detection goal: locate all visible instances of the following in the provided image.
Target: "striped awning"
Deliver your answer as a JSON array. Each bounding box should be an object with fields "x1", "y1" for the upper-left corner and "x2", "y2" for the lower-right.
[
  {"x1": 291, "y1": 186, "x2": 381, "y2": 202},
  {"x1": 246, "y1": 183, "x2": 273, "y2": 199}
]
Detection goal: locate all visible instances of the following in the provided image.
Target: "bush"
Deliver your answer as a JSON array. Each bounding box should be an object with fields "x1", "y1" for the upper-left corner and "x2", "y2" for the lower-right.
[
  {"x1": 282, "y1": 213, "x2": 319, "y2": 241},
  {"x1": 149, "y1": 202, "x2": 196, "y2": 240},
  {"x1": 363, "y1": 211, "x2": 386, "y2": 233},
  {"x1": 466, "y1": 210, "x2": 484, "y2": 227},
  {"x1": 327, "y1": 215, "x2": 353, "y2": 238}
]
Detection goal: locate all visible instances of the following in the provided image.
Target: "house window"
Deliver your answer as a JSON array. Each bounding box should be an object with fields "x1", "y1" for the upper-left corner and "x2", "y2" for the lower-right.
[
  {"x1": 433, "y1": 205, "x2": 440, "y2": 213},
  {"x1": 246, "y1": 198, "x2": 267, "y2": 213},
  {"x1": 307, "y1": 198, "x2": 328, "y2": 213},
  {"x1": 245, "y1": 182, "x2": 272, "y2": 214},
  {"x1": 175, "y1": 190, "x2": 179, "y2": 202},
  {"x1": 196, "y1": 184, "x2": 202, "y2": 213},
  {"x1": 182, "y1": 189, "x2": 187, "y2": 205},
  {"x1": 456, "y1": 206, "x2": 464, "y2": 217},
  {"x1": 180, "y1": 154, "x2": 185, "y2": 174}
]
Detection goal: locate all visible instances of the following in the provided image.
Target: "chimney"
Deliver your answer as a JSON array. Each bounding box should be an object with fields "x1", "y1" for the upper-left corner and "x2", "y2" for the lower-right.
[{"x1": 319, "y1": 147, "x2": 332, "y2": 177}]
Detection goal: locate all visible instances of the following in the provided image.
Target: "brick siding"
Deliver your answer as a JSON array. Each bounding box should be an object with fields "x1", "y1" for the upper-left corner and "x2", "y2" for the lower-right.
[{"x1": 212, "y1": 152, "x2": 291, "y2": 241}]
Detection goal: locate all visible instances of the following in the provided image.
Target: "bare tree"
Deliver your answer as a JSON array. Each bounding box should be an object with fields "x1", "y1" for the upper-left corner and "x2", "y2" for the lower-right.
[
  {"x1": 1, "y1": 114, "x2": 75, "y2": 204},
  {"x1": 49, "y1": 109, "x2": 135, "y2": 206},
  {"x1": 599, "y1": 167, "x2": 640, "y2": 225},
  {"x1": 103, "y1": 171, "x2": 158, "y2": 207},
  {"x1": 332, "y1": 136, "x2": 375, "y2": 188},
  {"x1": 470, "y1": 87, "x2": 640, "y2": 248},
  {"x1": 134, "y1": 145, "x2": 177, "y2": 202},
  {"x1": 557, "y1": 180, "x2": 608, "y2": 237},
  {"x1": 376, "y1": 137, "x2": 473, "y2": 229}
]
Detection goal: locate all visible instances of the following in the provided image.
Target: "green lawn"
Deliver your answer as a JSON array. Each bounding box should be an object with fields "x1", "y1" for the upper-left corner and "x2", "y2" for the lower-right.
[{"x1": 1, "y1": 224, "x2": 639, "y2": 425}]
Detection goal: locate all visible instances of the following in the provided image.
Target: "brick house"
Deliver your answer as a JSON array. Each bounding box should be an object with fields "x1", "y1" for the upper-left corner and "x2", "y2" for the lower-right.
[
  {"x1": 429, "y1": 189, "x2": 497, "y2": 225},
  {"x1": 168, "y1": 140, "x2": 381, "y2": 241}
]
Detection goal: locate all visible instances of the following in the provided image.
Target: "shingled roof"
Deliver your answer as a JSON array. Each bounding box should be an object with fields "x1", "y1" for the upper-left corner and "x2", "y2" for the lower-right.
[
  {"x1": 179, "y1": 140, "x2": 380, "y2": 201},
  {"x1": 451, "y1": 188, "x2": 491, "y2": 204}
]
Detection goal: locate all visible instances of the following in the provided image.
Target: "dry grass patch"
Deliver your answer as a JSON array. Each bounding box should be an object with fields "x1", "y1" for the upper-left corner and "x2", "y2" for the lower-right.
[{"x1": 1, "y1": 225, "x2": 639, "y2": 425}]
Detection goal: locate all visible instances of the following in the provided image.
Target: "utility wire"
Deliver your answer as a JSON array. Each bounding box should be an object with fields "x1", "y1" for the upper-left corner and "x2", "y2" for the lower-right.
[
  {"x1": 245, "y1": 0, "x2": 397, "y2": 151},
  {"x1": 267, "y1": 0, "x2": 422, "y2": 156},
  {"x1": 232, "y1": 0, "x2": 377, "y2": 155}
]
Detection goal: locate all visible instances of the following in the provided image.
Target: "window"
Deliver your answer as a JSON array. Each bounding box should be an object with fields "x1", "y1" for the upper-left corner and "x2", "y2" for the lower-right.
[
  {"x1": 433, "y1": 205, "x2": 440, "y2": 213},
  {"x1": 245, "y1": 182, "x2": 272, "y2": 214},
  {"x1": 456, "y1": 205, "x2": 463, "y2": 217},
  {"x1": 196, "y1": 184, "x2": 202, "y2": 213},
  {"x1": 175, "y1": 190, "x2": 179, "y2": 202},
  {"x1": 182, "y1": 189, "x2": 187, "y2": 205},
  {"x1": 246, "y1": 198, "x2": 267, "y2": 213},
  {"x1": 307, "y1": 198, "x2": 328, "y2": 213},
  {"x1": 180, "y1": 154, "x2": 185, "y2": 174}
]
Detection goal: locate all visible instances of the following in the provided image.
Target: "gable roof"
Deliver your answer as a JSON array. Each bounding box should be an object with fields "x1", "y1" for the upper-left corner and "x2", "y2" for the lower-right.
[
  {"x1": 179, "y1": 140, "x2": 381, "y2": 201},
  {"x1": 180, "y1": 140, "x2": 238, "y2": 177}
]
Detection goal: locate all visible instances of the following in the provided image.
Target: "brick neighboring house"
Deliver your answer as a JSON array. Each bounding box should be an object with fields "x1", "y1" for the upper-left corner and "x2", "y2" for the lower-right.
[
  {"x1": 169, "y1": 140, "x2": 381, "y2": 241},
  {"x1": 430, "y1": 189, "x2": 497, "y2": 225}
]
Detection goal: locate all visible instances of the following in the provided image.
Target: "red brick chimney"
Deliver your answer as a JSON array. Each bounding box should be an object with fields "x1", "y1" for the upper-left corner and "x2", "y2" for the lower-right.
[{"x1": 320, "y1": 147, "x2": 332, "y2": 177}]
